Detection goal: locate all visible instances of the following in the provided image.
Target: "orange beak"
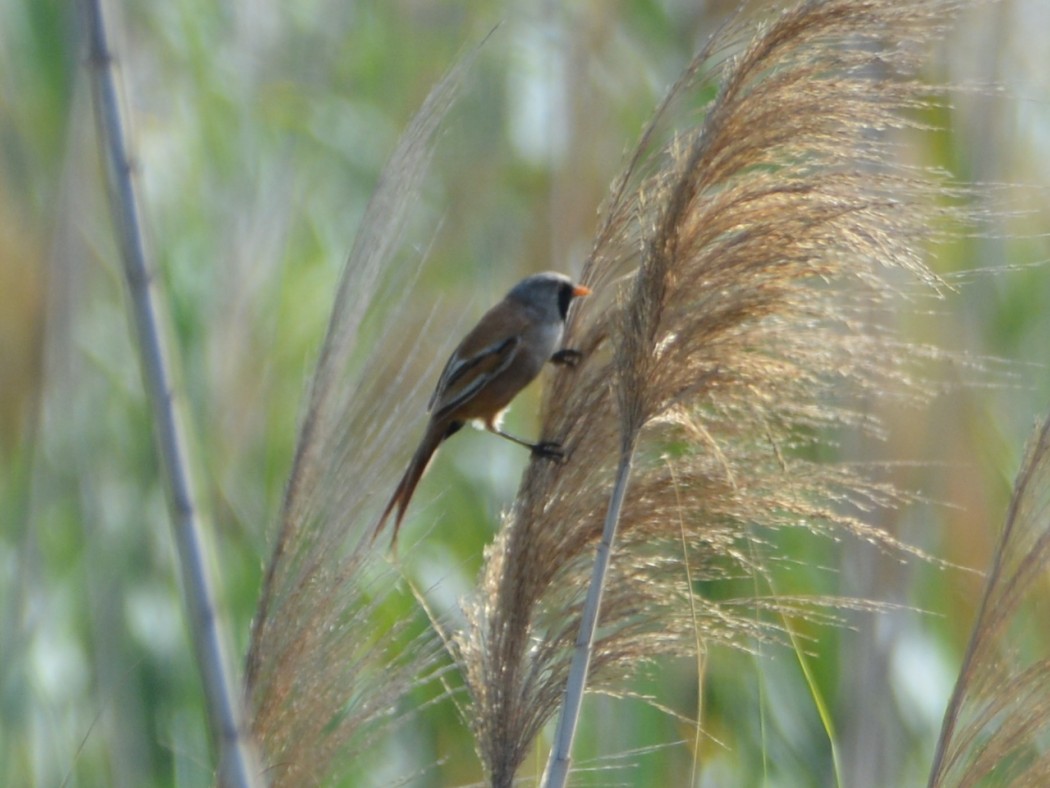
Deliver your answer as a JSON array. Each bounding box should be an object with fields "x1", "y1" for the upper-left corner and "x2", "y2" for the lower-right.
[{"x1": 572, "y1": 284, "x2": 592, "y2": 297}]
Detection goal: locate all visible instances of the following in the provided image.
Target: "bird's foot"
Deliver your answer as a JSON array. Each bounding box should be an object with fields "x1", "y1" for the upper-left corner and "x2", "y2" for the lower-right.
[
  {"x1": 532, "y1": 441, "x2": 566, "y2": 462},
  {"x1": 550, "y1": 349, "x2": 583, "y2": 367}
]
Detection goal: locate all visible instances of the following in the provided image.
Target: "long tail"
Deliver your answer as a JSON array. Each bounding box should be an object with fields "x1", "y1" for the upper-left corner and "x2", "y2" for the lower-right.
[{"x1": 371, "y1": 421, "x2": 446, "y2": 549}]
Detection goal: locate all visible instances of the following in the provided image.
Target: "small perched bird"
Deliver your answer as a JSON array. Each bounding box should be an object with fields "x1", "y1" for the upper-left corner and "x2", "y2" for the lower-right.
[{"x1": 372, "y1": 271, "x2": 591, "y2": 548}]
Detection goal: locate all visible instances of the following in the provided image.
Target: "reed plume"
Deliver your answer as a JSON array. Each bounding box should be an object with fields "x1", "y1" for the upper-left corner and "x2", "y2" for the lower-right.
[
  {"x1": 929, "y1": 412, "x2": 1050, "y2": 787},
  {"x1": 243, "y1": 58, "x2": 471, "y2": 786},
  {"x1": 454, "y1": 1, "x2": 966, "y2": 784}
]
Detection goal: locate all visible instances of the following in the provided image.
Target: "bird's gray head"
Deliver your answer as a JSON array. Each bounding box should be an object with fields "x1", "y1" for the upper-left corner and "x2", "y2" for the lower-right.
[{"x1": 507, "y1": 271, "x2": 591, "y2": 321}]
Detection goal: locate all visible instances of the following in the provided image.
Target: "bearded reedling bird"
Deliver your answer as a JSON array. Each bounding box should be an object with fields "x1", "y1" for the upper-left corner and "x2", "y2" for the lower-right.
[{"x1": 372, "y1": 271, "x2": 591, "y2": 548}]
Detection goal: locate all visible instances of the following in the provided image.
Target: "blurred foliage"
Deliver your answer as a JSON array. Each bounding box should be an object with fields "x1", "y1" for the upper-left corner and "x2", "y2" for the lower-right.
[{"x1": 1, "y1": 0, "x2": 1049, "y2": 786}]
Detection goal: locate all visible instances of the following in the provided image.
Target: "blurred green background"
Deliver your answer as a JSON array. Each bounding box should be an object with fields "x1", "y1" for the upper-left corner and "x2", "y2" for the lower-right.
[{"x1": 2, "y1": 0, "x2": 1049, "y2": 785}]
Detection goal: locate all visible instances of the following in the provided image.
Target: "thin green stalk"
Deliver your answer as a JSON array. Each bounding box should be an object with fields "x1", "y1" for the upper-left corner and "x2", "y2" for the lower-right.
[
  {"x1": 751, "y1": 533, "x2": 842, "y2": 787},
  {"x1": 669, "y1": 459, "x2": 705, "y2": 786},
  {"x1": 543, "y1": 439, "x2": 637, "y2": 788},
  {"x1": 784, "y1": 612, "x2": 843, "y2": 787},
  {"x1": 79, "y1": 1, "x2": 261, "y2": 785}
]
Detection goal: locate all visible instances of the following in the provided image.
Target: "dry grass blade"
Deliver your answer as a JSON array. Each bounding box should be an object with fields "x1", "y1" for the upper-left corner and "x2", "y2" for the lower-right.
[
  {"x1": 929, "y1": 413, "x2": 1050, "y2": 788},
  {"x1": 244, "y1": 55, "x2": 472, "y2": 785},
  {"x1": 454, "y1": 2, "x2": 968, "y2": 785}
]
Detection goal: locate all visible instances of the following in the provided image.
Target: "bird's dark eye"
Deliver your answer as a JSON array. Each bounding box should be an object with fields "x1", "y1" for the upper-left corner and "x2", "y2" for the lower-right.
[{"x1": 557, "y1": 283, "x2": 574, "y2": 320}]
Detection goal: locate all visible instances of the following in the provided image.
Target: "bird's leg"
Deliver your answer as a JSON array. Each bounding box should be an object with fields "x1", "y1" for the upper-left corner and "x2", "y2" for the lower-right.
[
  {"x1": 549, "y1": 348, "x2": 583, "y2": 367},
  {"x1": 487, "y1": 426, "x2": 566, "y2": 462}
]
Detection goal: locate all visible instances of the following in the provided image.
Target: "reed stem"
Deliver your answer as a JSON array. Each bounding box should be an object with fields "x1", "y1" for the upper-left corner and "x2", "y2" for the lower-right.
[
  {"x1": 543, "y1": 437, "x2": 637, "y2": 788},
  {"x1": 80, "y1": 1, "x2": 261, "y2": 784}
]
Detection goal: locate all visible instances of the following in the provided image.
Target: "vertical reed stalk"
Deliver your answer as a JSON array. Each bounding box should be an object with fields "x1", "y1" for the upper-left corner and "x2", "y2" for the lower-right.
[
  {"x1": 543, "y1": 440, "x2": 636, "y2": 787},
  {"x1": 79, "y1": 1, "x2": 261, "y2": 784}
]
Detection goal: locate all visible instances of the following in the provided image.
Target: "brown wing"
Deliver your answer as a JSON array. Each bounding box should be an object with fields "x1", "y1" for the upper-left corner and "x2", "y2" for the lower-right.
[{"x1": 428, "y1": 299, "x2": 530, "y2": 418}]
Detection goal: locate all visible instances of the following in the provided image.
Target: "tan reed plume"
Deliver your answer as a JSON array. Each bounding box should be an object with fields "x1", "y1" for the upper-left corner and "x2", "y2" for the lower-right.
[
  {"x1": 242, "y1": 58, "x2": 471, "y2": 785},
  {"x1": 929, "y1": 411, "x2": 1050, "y2": 788},
  {"x1": 454, "y1": 1, "x2": 968, "y2": 784}
]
